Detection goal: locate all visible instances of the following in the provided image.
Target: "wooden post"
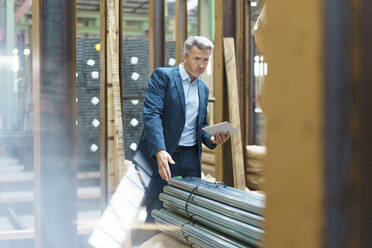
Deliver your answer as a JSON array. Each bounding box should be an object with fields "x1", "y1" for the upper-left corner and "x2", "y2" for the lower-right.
[
  {"x1": 106, "y1": 0, "x2": 125, "y2": 196},
  {"x1": 214, "y1": 0, "x2": 235, "y2": 186},
  {"x1": 99, "y1": 0, "x2": 108, "y2": 209},
  {"x1": 223, "y1": 37, "x2": 246, "y2": 190},
  {"x1": 175, "y1": 0, "x2": 187, "y2": 64},
  {"x1": 32, "y1": 0, "x2": 77, "y2": 247},
  {"x1": 149, "y1": 0, "x2": 165, "y2": 72},
  {"x1": 263, "y1": 1, "x2": 324, "y2": 246},
  {"x1": 244, "y1": 1, "x2": 253, "y2": 145},
  {"x1": 264, "y1": 0, "x2": 372, "y2": 246},
  {"x1": 236, "y1": 0, "x2": 252, "y2": 149}
]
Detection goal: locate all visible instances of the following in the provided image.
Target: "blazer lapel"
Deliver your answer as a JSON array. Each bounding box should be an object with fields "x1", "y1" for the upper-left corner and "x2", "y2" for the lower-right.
[{"x1": 173, "y1": 67, "x2": 186, "y2": 117}]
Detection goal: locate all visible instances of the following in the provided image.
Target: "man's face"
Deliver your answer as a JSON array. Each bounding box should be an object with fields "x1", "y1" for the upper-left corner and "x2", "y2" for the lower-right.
[{"x1": 182, "y1": 46, "x2": 211, "y2": 79}]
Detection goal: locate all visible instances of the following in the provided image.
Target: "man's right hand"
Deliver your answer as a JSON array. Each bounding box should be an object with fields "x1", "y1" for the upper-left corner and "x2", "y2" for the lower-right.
[{"x1": 155, "y1": 150, "x2": 175, "y2": 181}]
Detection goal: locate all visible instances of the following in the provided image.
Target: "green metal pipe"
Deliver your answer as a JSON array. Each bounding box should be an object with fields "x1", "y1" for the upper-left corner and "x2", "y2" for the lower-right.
[{"x1": 210, "y1": 0, "x2": 214, "y2": 40}]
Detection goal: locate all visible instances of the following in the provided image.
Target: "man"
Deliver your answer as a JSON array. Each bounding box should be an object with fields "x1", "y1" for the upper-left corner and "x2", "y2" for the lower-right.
[{"x1": 136, "y1": 36, "x2": 230, "y2": 222}]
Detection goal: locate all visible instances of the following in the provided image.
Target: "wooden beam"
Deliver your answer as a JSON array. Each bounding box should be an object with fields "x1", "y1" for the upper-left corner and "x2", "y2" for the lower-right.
[
  {"x1": 32, "y1": 0, "x2": 77, "y2": 247},
  {"x1": 223, "y1": 37, "x2": 246, "y2": 190},
  {"x1": 264, "y1": 0, "x2": 372, "y2": 245},
  {"x1": 99, "y1": 0, "x2": 108, "y2": 211},
  {"x1": 107, "y1": 0, "x2": 126, "y2": 194},
  {"x1": 175, "y1": 0, "x2": 187, "y2": 64},
  {"x1": 245, "y1": 1, "x2": 253, "y2": 145},
  {"x1": 149, "y1": 0, "x2": 165, "y2": 72},
  {"x1": 235, "y1": 0, "x2": 252, "y2": 151},
  {"x1": 214, "y1": 0, "x2": 235, "y2": 186},
  {"x1": 263, "y1": 1, "x2": 323, "y2": 247}
]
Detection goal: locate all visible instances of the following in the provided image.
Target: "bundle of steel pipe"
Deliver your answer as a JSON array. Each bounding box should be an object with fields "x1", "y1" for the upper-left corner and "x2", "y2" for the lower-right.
[
  {"x1": 152, "y1": 208, "x2": 251, "y2": 248},
  {"x1": 152, "y1": 177, "x2": 265, "y2": 247},
  {"x1": 167, "y1": 177, "x2": 265, "y2": 215}
]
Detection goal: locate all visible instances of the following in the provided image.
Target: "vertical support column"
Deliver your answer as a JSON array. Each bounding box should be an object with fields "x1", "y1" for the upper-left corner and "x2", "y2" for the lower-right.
[
  {"x1": 99, "y1": 0, "x2": 108, "y2": 209},
  {"x1": 245, "y1": 1, "x2": 253, "y2": 145},
  {"x1": 265, "y1": 0, "x2": 372, "y2": 246},
  {"x1": 175, "y1": 0, "x2": 187, "y2": 64},
  {"x1": 324, "y1": 0, "x2": 372, "y2": 246},
  {"x1": 353, "y1": 1, "x2": 372, "y2": 244},
  {"x1": 235, "y1": 0, "x2": 252, "y2": 149},
  {"x1": 106, "y1": 0, "x2": 125, "y2": 198},
  {"x1": 235, "y1": 0, "x2": 251, "y2": 166},
  {"x1": 214, "y1": 0, "x2": 235, "y2": 185},
  {"x1": 263, "y1": 1, "x2": 324, "y2": 246},
  {"x1": 32, "y1": 0, "x2": 77, "y2": 247},
  {"x1": 149, "y1": 0, "x2": 165, "y2": 72}
]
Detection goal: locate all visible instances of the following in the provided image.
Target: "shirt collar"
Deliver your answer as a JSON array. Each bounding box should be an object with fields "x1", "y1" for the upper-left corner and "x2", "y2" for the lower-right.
[{"x1": 179, "y1": 63, "x2": 199, "y2": 82}]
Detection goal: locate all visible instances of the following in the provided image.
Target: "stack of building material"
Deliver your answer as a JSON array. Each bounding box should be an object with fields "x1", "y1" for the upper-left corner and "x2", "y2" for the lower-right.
[
  {"x1": 201, "y1": 145, "x2": 216, "y2": 177},
  {"x1": 246, "y1": 146, "x2": 266, "y2": 190},
  {"x1": 152, "y1": 177, "x2": 265, "y2": 248}
]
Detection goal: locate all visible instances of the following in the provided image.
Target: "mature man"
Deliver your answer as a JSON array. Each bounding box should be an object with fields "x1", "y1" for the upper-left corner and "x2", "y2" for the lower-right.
[{"x1": 135, "y1": 36, "x2": 230, "y2": 222}]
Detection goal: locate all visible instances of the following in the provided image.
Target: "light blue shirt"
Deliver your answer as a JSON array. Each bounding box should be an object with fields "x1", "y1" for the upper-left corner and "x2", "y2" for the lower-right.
[{"x1": 178, "y1": 64, "x2": 199, "y2": 146}]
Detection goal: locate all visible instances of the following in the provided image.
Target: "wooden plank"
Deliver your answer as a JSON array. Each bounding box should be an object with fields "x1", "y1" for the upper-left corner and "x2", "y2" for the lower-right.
[
  {"x1": 149, "y1": 0, "x2": 165, "y2": 72},
  {"x1": 99, "y1": 0, "x2": 108, "y2": 211},
  {"x1": 32, "y1": 0, "x2": 77, "y2": 246},
  {"x1": 175, "y1": 0, "x2": 187, "y2": 64},
  {"x1": 107, "y1": 0, "x2": 126, "y2": 191},
  {"x1": 223, "y1": 37, "x2": 246, "y2": 190},
  {"x1": 105, "y1": 7, "x2": 116, "y2": 199}
]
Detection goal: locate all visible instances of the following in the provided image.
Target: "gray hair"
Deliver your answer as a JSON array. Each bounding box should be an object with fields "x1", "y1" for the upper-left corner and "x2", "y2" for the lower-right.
[{"x1": 183, "y1": 36, "x2": 214, "y2": 55}]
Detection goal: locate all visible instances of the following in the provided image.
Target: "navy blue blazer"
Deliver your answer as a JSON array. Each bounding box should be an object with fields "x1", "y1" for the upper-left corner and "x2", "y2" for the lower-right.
[{"x1": 135, "y1": 66, "x2": 216, "y2": 176}]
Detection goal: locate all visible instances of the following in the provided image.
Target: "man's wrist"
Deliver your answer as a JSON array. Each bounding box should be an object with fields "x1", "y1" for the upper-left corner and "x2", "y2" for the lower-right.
[{"x1": 155, "y1": 150, "x2": 166, "y2": 158}]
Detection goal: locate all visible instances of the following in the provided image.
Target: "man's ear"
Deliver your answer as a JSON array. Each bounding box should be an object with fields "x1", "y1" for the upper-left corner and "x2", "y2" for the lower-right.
[{"x1": 182, "y1": 52, "x2": 187, "y2": 62}]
